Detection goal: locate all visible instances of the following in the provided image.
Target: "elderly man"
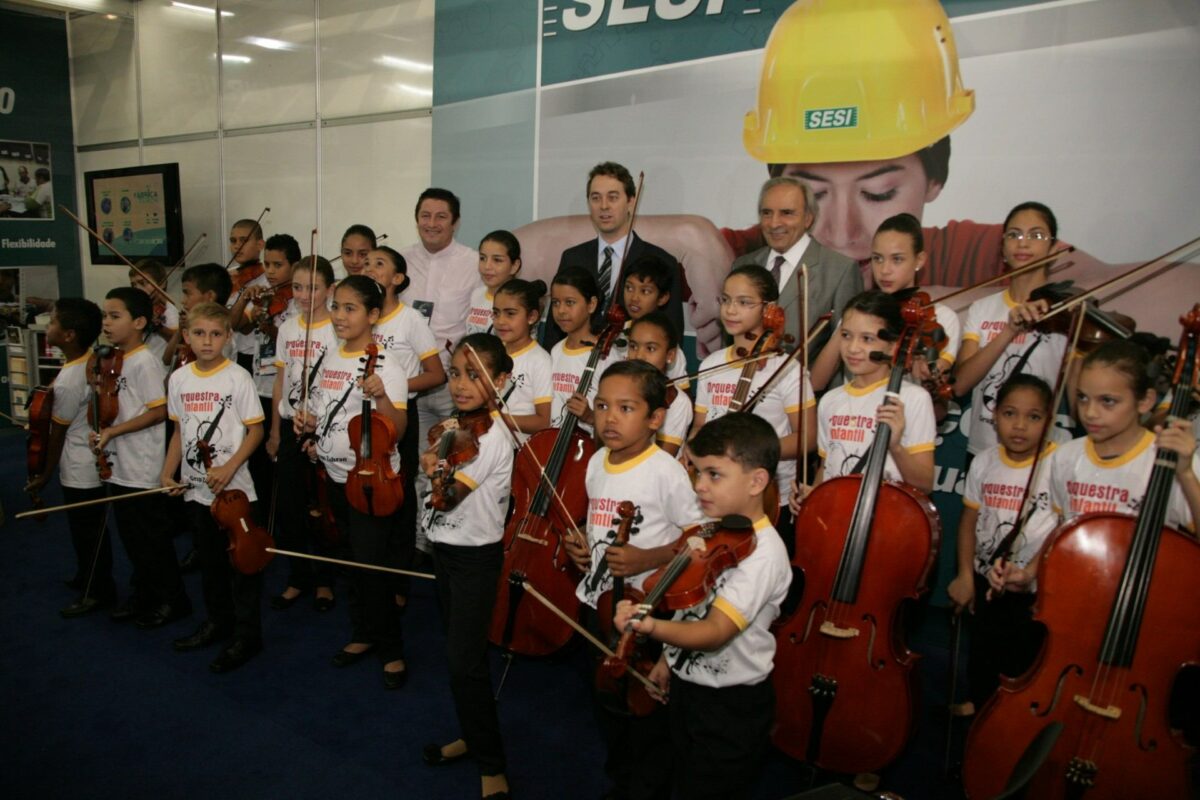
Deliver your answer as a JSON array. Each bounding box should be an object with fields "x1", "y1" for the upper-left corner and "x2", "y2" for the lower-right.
[{"x1": 730, "y1": 176, "x2": 861, "y2": 355}]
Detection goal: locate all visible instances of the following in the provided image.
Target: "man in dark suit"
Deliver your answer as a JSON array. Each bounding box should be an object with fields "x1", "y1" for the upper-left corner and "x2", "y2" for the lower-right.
[
  {"x1": 542, "y1": 161, "x2": 686, "y2": 349},
  {"x1": 731, "y1": 176, "x2": 862, "y2": 356}
]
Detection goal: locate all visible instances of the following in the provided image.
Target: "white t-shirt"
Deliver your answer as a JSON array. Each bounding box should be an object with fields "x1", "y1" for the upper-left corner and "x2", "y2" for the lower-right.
[
  {"x1": 464, "y1": 285, "x2": 494, "y2": 336},
  {"x1": 963, "y1": 443, "x2": 1059, "y2": 576},
  {"x1": 962, "y1": 290, "x2": 1068, "y2": 455},
  {"x1": 502, "y1": 340, "x2": 553, "y2": 447},
  {"x1": 310, "y1": 346, "x2": 408, "y2": 484},
  {"x1": 50, "y1": 355, "x2": 101, "y2": 490},
  {"x1": 167, "y1": 359, "x2": 265, "y2": 506},
  {"x1": 664, "y1": 517, "x2": 791, "y2": 688},
  {"x1": 372, "y1": 301, "x2": 441, "y2": 398},
  {"x1": 1049, "y1": 431, "x2": 1197, "y2": 532},
  {"x1": 245, "y1": 294, "x2": 298, "y2": 397},
  {"x1": 549, "y1": 340, "x2": 618, "y2": 434},
  {"x1": 610, "y1": 320, "x2": 688, "y2": 384},
  {"x1": 273, "y1": 315, "x2": 339, "y2": 420},
  {"x1": 229, "y1": 269, "x2": 268, "y2": 358},
  {"x1": 695, "y1": 347, "x2": 814, "y2": 506},
  {"x1": 106, "y1": 345, "x2": 168, "y2": 489},
  {"x1": 424, "y1": 417, "x2": 514, "y2": 547},
  {"x1": 932, "y1": 302, "x2": 962, "y2": 368},
  {"x1": 818, "y1": 378, "x2": 936, "y2": 483},
  {"x1": 658, "y1": 386, "x2": 693, "y2": 450},
  {"x1": 577, "y1": 445, "x2": 704, "y2": 608}
]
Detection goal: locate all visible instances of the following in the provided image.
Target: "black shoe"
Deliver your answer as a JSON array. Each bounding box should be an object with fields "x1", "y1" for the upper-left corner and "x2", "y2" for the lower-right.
[
  {"x1": 422, "y1": 742, "x2": 468, "y2": 766},
  {"x1": 179, "y1": 548, "x2": 200, "y2": 574},
  {"x1": 331, "y1": 647, "x2": 372, "y2": 668},
  {"x1": 60, "y1": 595, "x2": 114, "y2": 618},
  {"x1": 482, "y1": 793, "x2": 510, "y2": 800},
  {"x1": 109, "y1": 598, "x2": 141, "y2": 622},
  {"x1": 383, "y1": 667, "x2": 408, "y2": 690},
  {"x1": 209, "y1": 639, "x2": 261, "y2": 673},
  {"x1": 135, "y1": 601, "x2": 192, "y2": 630},
  {"x1": 313, "y1": 595, "x2": 336, "y2": 613},
  {"x1": 270, "y1": 590, "x2": 303, "y2": 610},
  {"x1": 173, "y1": 621, "x2": 229, "y2": 651}
]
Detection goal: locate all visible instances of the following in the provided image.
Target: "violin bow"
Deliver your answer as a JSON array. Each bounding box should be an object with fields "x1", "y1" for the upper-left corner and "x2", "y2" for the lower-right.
[
  {"x1": 740, "y1": 310, "x2": 831, "y2": 415},
  {"x1": 928, "y1": 246, "x2": 1076, "y2": 308},
  {"x1": 59, "y1": 205, "x2": 182, "y2": 312},
  {"x1": 463, "y1": 342, "x2": 588, "y2": 545},
  {"x1": 666, "y1": 350, "x2": 782, "y2": 389},
  {"x1": 14, "y1": 486, "x2": 175, "y2": 519},
  {"x1": 224, "y1": 206, "x2": 270, "y2": 270},
  {"x1": 799, "y1": 264, "x2": 811, "y2": 490},
  {"x1": 266, "y1": 547, "x2": 435, "y2": 581},
  {"x1": 329, "y1": 233, "x2": 388, "y2": 265},
  {"x1": 297, "y1": 230, "x2": 319, "y2": 438},
  {"x1": 162, "y1": 232, "x2": 208, "y2": 285}
]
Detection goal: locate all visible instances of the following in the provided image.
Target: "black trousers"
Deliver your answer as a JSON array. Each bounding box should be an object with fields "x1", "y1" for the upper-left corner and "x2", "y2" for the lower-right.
[
  {"x1": 432, "y1": 541, "x2": 506, "y2": 777},
  {"x1": 967, "y1": 572, "x2": 1044, "y2": 709},
  {"x1": 326, "y1": 475, "x2": 405, "y2": 662},
  {"x1": 63, "y1": 485, "x2": 116, "y2": 602},
  {"x1": 190, "y1": 500, "x2": 263, "y2": 642},
  {"x1": 392, "y1": 395, "x2": 420, "y2": 597},
  {"x1": 275, "y1": 424, "x2": 333, "y2": 590},
  {"x1": 668, "y1": 674, "x2": 774, "y2": 800},
  {"x1": 109, "y1": 483, "x2": 188, "y2": 609},
  {"x1": 582, "y1": 605, "x2": 672, "y2": 799},
  {"x1": 247, "y1": 397, "x2": 275, "y2": 524}
]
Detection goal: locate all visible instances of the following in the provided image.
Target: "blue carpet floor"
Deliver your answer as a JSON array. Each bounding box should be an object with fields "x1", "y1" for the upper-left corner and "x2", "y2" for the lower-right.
[{"x1": 0, "y1": 428, "x2": 967, "y2": 800}]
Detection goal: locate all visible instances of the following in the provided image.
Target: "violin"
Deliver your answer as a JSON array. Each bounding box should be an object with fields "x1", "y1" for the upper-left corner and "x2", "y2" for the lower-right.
[
  {"x1": 24, "y1": 386, "x2": 53, "y2": 517},
  {"x1": 252, "y1": 283, "x2": 294, "y2": 332},
  {"x1": 230, "y1": 261, "x2": 265, "y2": 295},
  {"x1": 86, "y1": 345, "x2": 123, "y2": 480},
  {"x1": 1028, "y1": 280, "x2": 1135, "y2": 350},
  {"x1": 771, "y1": 295, "x2": 943, "y2": 774},
  {"x1": 198, "y1": 438, "x2": 275, "y2": 575},
  {"x1": 727, "y1": 304, "x2": 787, "y2": 521},
  {"x1": 894, "y1": 289, "x2": 955, "y2": 420},
  {"x1": 963, "y1": 306, "x2": 1200, "y2": 800},
  {"x1": 427, "y1": 408, "x2": 494, "y2": 511},
  {"x1": 345, "y1": 343, "x2": 404, "y2": 517}
]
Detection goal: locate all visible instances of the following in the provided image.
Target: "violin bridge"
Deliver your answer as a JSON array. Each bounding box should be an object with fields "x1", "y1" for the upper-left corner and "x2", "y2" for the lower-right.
[
  {"x1": 516, "y1": 532, "x2": 549, "y2": 546},
  {"x1": 240, "y1": 520, "x2": 249, "y2": 533},
  {"x1": 1073, "y1": 694, "x2": 1121, "y2": 720},
  {"x1": 818, "y1": 620, "x2": 860, "y2": 639}
]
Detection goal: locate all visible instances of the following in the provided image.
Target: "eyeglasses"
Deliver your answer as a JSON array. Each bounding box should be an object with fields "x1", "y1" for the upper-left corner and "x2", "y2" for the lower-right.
[
  {"x1": 1003, "y1": 230, "x2": 1051, "y2": 242},
  {"x1": 717, "y1": 295, "x2": 764, "y2": 309}
]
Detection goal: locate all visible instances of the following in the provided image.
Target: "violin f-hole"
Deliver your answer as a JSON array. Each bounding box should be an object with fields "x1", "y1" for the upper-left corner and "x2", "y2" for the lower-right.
[
  {"x1": 1031, "y1": 663, "x2": 1083, "y2": 717},
  {"x1": 1130, "y1": 683, "x2": 1156, "y2": 752},
  {"x1": 573, "y1": 438, "x2": 586, "y2": 462},
  {"x1": 862, "y1": 614, "x2": 883, "y2": 670}
]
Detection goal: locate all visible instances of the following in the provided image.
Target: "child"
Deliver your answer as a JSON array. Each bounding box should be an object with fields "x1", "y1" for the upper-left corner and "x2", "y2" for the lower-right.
[
  {"x1": 95, "y1": 287, "x2": 191, "y2": 627},
  {"x1": 25, "y1": 298, "x2": 117, "y2": 617},
  {"x1": 419, "y1": 333, "x2": 515, "y2": 800},
  {"x1": 563, "y1": 359, "x2": 705, "y2": 800},
  {"x1": 548, "y1": 266, "x2": 614, "y2": 432},
  {"x1": 947, "y1": 374, "x2": 1058, "y2": 710},
  {"x1": 268, "y1": 256, "x2": 339, "y2": 611},
  {"x1": 162, "y1": 303, "x2": 266, "y2": 672},
  {"x1": 611, "y1": 256, "x2": 688, "y2": 383},
  {"x1": 990, "y1": 339, "x2": 1200, "y2": 596},
  {"x1": 492, "y1": 278, "x2": 552, "y2": 446},
  {"x1": 625, "y1": 311, "x2": 692, "y2": 456},
  {"x1": 466, "y1": 230, "x2": 522, "y2": 336},
  {"x1": 810, "y1": 213, "x2": 961, "y2": 390},
  {"x1": 163, "y1": 263, "x2": 233, "y2": 370},
  {"x1": 298, "y1": 275, "x2": 409, "y2": 688},
  {"x1": 956, "y1": 202, "x2": 1070, "y2": 456},
  {"x1": 129, "y1": 259, "x2": 178, "y2": 362},
  {"x1": 691, "y1": 265, "x2": 815, "y2": 527},
  {"x1": 338, "y1": 224, "x2": 377, "y2": 279},
  {"x1": 226, "y1": 218, "x2": 267, "y2": 374},
  {"x1": 614, "y1": 413, "x2": 792, "y2": 799}
]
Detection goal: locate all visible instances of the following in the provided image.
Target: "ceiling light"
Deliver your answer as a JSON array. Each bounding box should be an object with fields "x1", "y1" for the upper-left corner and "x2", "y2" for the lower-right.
[
  {"x1": 221, "y1": 54, "x2": 252, "y2": 63},
  {"x1": 244, "y1": 36, "x2": 295, "y2": 51},
  {"x1": 377, "y1": 55, "x2": 432, "y2": 73},
  {"x1": 172, "y1": 2, "x2": 234, "y2": 17}
]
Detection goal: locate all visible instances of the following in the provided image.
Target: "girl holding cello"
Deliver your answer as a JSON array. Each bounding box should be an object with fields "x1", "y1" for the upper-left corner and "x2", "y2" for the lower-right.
[
  {"x1": 297, "y1": 274, "x2": 409, "y2": 688},
  {"x1": 419, "y1": 333, "x2": 514, "y2": 800}
]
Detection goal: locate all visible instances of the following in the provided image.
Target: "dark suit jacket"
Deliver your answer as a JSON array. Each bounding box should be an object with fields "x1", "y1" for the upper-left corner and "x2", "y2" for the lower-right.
[
  {"x1": 542, "y1": 232, "x2": 685, "y2": 350},
  {"x1": 731, "y1": 237, "x2": 862, "y2": 357}
]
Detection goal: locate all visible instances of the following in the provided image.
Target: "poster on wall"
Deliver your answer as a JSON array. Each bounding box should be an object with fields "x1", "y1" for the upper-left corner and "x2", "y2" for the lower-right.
[{"x1": 0, "y1": 140, "x2": 54, "y2": 220}]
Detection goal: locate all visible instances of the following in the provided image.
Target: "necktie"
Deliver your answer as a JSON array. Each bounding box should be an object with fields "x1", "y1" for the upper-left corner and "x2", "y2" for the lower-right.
[
  {"x1": 598, "y1": 245, "x2": 615, "y2": 302},
  {"x1": 771, "y1": 254, "x2": 786, "y2": 288}
]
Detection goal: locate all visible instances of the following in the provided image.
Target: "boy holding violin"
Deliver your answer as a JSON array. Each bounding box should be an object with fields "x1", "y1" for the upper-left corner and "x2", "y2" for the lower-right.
[
  {"x1": 614, "y1": 412, "x2": 791, "y2": 800},
  {"x1": 161, "y1": 262, "x2": 233, "y2": 371},
  {"x1": 161, "y1": 302, "x2": 266, "y2": 672},
  {"x1": 25, "y1": 298, "x2": 117, "y2": 618},
  {"x1": 563, "y1": 359, "x2": 704, "y2": 800}
]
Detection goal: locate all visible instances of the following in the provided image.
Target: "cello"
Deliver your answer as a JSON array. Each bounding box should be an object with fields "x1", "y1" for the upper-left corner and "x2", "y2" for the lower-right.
[
  {"x1": 344, "y1": 343, "x2": 404, "y2": 517},
  {"x1": 962, "y1": 305, "x2": 1200, "y2": 800},
  {"x1": 771, "y1": 296, "x2": 943, "y2": 774}
]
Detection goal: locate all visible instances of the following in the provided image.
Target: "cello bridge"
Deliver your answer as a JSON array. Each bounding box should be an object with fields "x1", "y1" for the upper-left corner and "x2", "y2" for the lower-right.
[
  {"x1": 1073, "y1": 694, "x2": 1121, "y2": 719},
  {"x1": 516, "y1": 532, "x2": 549, "y2": 546},
  {"x1": 819, "y1": 621, "x2": 859, "y2": 639}
]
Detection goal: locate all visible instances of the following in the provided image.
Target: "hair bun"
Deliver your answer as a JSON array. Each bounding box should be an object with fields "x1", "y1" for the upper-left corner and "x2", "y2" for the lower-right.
[{"x1": 530, "y1": 279, "x2": 547, "y2": 298}]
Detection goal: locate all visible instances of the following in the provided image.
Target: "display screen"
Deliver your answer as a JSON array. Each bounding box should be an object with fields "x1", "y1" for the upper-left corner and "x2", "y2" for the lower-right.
[{"x1": 84, "y1": 163, "x2": 183, "y2": 265}]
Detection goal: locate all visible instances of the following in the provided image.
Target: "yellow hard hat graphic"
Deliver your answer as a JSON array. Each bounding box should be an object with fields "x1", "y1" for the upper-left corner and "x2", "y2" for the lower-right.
[{"x1": 744, "y1": 0, "x2": 975, "y2": 164}]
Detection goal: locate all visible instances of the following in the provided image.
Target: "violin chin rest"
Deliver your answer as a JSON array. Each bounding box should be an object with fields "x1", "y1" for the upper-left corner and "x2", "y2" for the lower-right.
[{"x1": 720, "y1": 514, "x2": 753, "y2": 531}]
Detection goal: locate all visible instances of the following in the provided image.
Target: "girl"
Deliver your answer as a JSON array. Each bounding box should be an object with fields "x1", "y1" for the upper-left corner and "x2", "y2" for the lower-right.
[
  {"x1": 420, "y1": 333, "x2": 514, "y2": 800},
  {"x1": 297, "y1": 275, "x2": 409, "y2": 689},
  {"x1": 626, "y1": 312, "x2": 692, "y2": 456},
  {"x1": 492, "y1": 278, "x2": 553, "y2": 446},
  {"x1": 690, "y1": 265, "x2": 815, "y2": 527},
  {"x1": 955, "y1": 202, "x2": 1070, "y2": 456},
  {"x1": 466, "y1": 230, "x2": 522, "y2": 336},
  {"x1": 810, "y1": 213, "x2": 961, "y2": 391},
  {"x1": 990, "y1": 339, "x2": 1200, "y2": 595},
  {"x1": 548, "y1": 266, "x2": 614, "y2": 433},
  {"x1": 268, "y1": 256, "x2": 339, "y2": 612},
  {"x1": 948, "y1": 374, "x2": 1058, "y2": 710},
  {"x1": 338, "y1": 224, "x2": 377, "y2": 278}
]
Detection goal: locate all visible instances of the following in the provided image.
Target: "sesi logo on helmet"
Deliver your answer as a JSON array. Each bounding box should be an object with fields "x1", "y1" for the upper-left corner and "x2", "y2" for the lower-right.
[{"x1": 805, "y1": 107, "x2": 858, "y2": 131}]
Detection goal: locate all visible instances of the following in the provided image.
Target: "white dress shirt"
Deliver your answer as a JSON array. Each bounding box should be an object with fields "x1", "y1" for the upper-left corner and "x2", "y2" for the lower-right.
[
  {"x1": 399, "y1": 239, "x2": 479, "y2": 368},
  {"x1": 597, "y1": 233, "x2": 630, "y2": 297},
  {"x1": 767, "y1": 232, "x2": 811, "y2": 292}
]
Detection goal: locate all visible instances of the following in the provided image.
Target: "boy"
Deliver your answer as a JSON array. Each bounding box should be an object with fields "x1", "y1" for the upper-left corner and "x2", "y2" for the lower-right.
[
  {"x1": 227, "y1": 218, "x2": 267, "y2": 373},
  {"x1": 614, "y1": 413, "x2": 792, "y2": 800},
  {"x1": 95, "y1": 287, "x2": 191, "y2": 628},
  {"x1": 128, "y1": 259, "x2": 177, "y2": 362},
  {"x1": 162, "y1": 263, "x2": 233, "y2": 370},
  {"x1": 624, "y1": 311, "x2": 692, "y2": 456},
  {"x1": 163, "y1": 302, "x2": 266, "y2": 672},
  {"x1": 614, "y1": 257, "x2": 688, "y2": 383},
  {"x1": 25, "y1": 298, "x2": 117, "y2": 617},
  {"x1": 564, "y1": 360, "x2": 704, "y2": 800}
]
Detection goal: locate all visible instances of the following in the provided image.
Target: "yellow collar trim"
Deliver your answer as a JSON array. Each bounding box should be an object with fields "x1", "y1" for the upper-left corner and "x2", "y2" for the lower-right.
[
  {"x1": 844, "y1": 377, "x2": 889, "y2": 397},
  {"x1": 378, "y1": 301, "x2": 406, "y2": 324},
  {"x1": 123, "y1": 344, "x2": 147, "y2": 358},
  {"x1": 603, "y1": 443, "x2": 659, "y2": 474},
  {"x1": 300, "y1": 315, "x2": 331, "y2": 329},
  {"x1": 563, "y1": 343, "x2": 593, "y2": 356},
  {"x1": 509, "y1": 340, "x2": 538, "y2": 359},
  {"x1": 998, "y1": 441, "x2": 1057, "y2": 469},
  {"x1": 190, "y1": 358, "x2": 230, "y2": 377},
  {"x1": 752, "y1": 516, "x2": 771, "y2": 532},
  {"x1": 64, "y1": 354, "x2": 90, "y2": 368},
  {"x1": 1085, "y1": 429, "x2": 1153, "y2": 469}
]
